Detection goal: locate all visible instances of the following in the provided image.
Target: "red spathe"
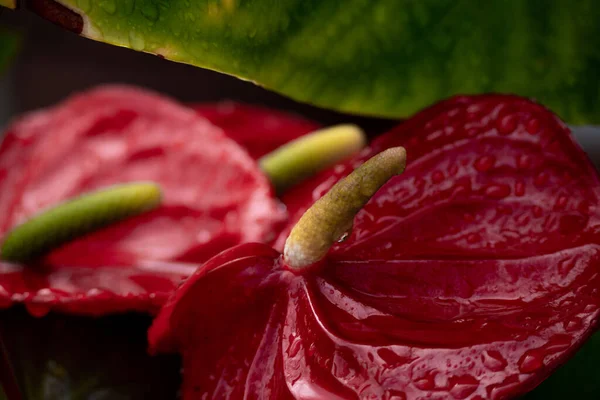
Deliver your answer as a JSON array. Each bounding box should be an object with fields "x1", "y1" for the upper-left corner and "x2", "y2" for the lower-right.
[
  {"x1": 0, "y1": 86, "x2": 320, "y2": 315},
  {"x1": 149, "y1": 95, "x2": 600, "y2": 399}
]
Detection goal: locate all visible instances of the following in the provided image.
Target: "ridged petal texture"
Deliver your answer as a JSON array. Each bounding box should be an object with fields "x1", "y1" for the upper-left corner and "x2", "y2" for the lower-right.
[
  {"x1": 0, "y1": 86, "x2": 319, "y2": 315},
  {"x1": 149, "y1": 95, "x2": 600, "y2": 399}
]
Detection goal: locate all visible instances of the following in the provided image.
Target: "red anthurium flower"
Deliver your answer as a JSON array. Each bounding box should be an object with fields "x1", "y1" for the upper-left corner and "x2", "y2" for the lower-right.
[
  {"x1": 193, "y1": 102, "x2": 321, "y2": 159},
  {"x1": 0, "y1": 86, "x2": 299, "y2": 315},
  {"x1": 0, "y1": 85, "x2": 286, "y2": 266},
  {"x1": 149, "y1": 95, "x2": 600, "y2": 399}
]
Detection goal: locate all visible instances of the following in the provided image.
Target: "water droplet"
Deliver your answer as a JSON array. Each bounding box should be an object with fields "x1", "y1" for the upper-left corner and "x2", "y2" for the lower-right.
[
  {"x1": 26, "y1": 302, "x2": 51, "y2": 317},
  {"x1": 532, "y1": 206, "x2": 543, "y2": 218},
  {"x1": 514, "y1": 181, "x2": 525, "y2": 197},
  {"x1": 287, "y1": 336, "x2": 302, "y2": 358},
  {"x1": 414, "y1": 375, "x2": 435, "y2": 391},
  {"x1": 431, "y1": 170, "x2": 444, "y2": 183},
  {"x1": 564, "y1": 317, "x2": 582, "y2": 332},
  {"x1": 560, "y1": 298, "x2": 574, "y2": 308},
  {"x1": 497, "y1": 115, "x2": 517, "y2": 135},
  {"x1": 558, "y1": 257, "x2": 577, "y2": 276},
  {"x1": 534, "y1": 172, "x2": 549, "y2": 187},
  {"x1": 584, "y1": 303, "x2": 596, "y2": 313},
  {"x1": 516, "y1": 213, "x2": 530, "y2": 227},
  {"x1": 481, "y1": 350, "x2": 507, "y2": 372},
  {"x1": 543, "y1": 335, "x2": 571, "y2": 354},
  {"x1": 517, "y1": 156, "x2": 531, "y2": 171},
  {"x1": 484, "y1": 184, "x2": 511, "y2": 199},
  {"x1": 98, "y1": 0, "x2": 116, "y2": 14},
  {"x1": 142, "y1": 3, "x2": 159, "y2": 22},
  {"x1": 77, "y1": 0, "x2": 91, "y2": 13},
  {"x1": 449, "y1": 376, "x2": 479, "y2": 399},
  {"x1": 427, "y1": 130, "x2": 443, "y2": 142},
  {"x1": 467, "y1": 104, "x2": 482, "y2": 118},
  {"x1": 518, "y1": 350, "x2": 544, "y2": 373},
  {"x1": 526, "y1": 118, "x2": 540, "y2": 134},
  {"x1": 474, "y1": 155, "x2": 495, "y2": 172},
  {"x1": 129, "y1": 31, "x2": 146, "y2": 51},
  {"x1": 555, "y1": 196, "x2": 568, "y2": 209},
  {"x1": 467, "y1": 233, "x2": 480, "y2": 244},
  {"x1": 377, "y1": 348, "x2": 411, "y2": 367}
]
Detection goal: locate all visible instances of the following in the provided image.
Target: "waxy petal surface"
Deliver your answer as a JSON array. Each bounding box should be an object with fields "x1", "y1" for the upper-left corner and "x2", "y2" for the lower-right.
[{"x1": 150, "y1": 95, "x2": 600, "y2": 399}]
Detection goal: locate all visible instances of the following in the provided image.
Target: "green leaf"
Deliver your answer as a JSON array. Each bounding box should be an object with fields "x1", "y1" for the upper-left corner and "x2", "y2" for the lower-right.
[
  {"x1": 0, "y1": 308, "x2": 180, "y2": 399},
  {"x1": 26, "y1": 0, "x2": 600, "y2": 124}
]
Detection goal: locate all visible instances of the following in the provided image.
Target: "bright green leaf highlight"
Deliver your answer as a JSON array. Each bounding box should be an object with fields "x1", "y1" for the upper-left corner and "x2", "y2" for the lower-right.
[{"x1": 50, "y1": 0, "x2": 600, "y2": 124}]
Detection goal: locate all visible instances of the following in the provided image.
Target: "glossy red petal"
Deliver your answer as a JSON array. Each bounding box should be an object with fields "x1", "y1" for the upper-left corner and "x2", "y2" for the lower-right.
[
  {"x1": 0, "y1": 261, "x2": 194, "y2": 316},
  {"x1": 0, "y1": 86, "x2": 287, "y2": 314},
  {"x1": 149, "y1": 243, "x2": 295, "y2": 398},
  {"x1": 153, "y1": 95, "x2": 600, "y2": 399},
  {"x1": 192, "y1": 102, "x2": 321, "y2": 159}
]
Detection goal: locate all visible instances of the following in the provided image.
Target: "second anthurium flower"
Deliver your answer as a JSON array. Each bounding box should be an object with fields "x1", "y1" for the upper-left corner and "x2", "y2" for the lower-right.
[
  {"x1": 0, "y1": 85, "x2": 364, "y2": 316},
  {"x1": 149, "y1": 95, "x2": 600, "y2": 399}
]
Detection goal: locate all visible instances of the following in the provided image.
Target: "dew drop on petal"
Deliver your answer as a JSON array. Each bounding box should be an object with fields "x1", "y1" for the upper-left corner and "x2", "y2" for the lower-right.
[
  {"x1": 474, "y1": 155, "x2": 495, "y2": 172},
  {"x1": 481, "y1": 350, "x2": 508, "y2": 372},
  {"x1": 497, "y1": 115, "x2": 517, "y2": 135},
  {"x1": 518, "y1": 350, "x2": 544, "y2": 373},
  {"x1": 484, "y1": 184, "x2": 511, "y2": 199}
]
